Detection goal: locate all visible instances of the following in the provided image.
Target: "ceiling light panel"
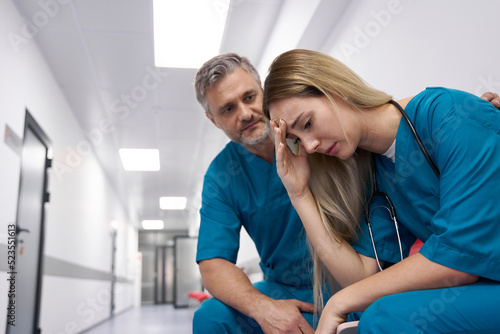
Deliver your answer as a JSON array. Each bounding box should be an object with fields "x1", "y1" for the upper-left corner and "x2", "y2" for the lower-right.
[
  {"x1": 153, "y1": 0, "x2": 230, "y2": 68},
  {"x1": 160, "y1": 196, "x2": 187, "y2": 210},
  {"x1": 119, "y1": 148, "x2": 160, "y2": 171},
  {"x1": 142, "y1": 220, "x2": 165, "y2": 230}
]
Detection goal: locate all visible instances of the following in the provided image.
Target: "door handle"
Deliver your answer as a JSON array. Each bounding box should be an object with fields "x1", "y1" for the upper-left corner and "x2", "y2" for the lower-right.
[{"x1": 16, "y1": 226, "x2": 30, "y2": 234}]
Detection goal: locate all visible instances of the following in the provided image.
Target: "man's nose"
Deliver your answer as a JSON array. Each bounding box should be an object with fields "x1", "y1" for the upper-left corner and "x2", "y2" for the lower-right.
[{"x1": 239, "y1": 103, "x2": 253, "y2": 120}]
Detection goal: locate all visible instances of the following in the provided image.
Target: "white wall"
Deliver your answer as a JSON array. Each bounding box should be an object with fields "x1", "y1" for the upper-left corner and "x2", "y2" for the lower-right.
[
  {"x1": 324, "y1": 0, "x2": 500, "y2": 100},
  {"x1": 238, "y1": 0, "x2": 500, "y2": 282},
  {"x1": 237, "y1": 0, "x2": 500, "y2": 282},
  {"x1": 0, "y1": 0, "x2": 138, "y2": 333}
]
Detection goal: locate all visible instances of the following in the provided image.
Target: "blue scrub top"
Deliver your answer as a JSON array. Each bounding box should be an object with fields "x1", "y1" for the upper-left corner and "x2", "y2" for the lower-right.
[
  {"x1": 197, "y1": 141, "x2": 313, "y2": 287},
  {"x1": 352, "y1": 87, "x2": 500, "y2": 281}
]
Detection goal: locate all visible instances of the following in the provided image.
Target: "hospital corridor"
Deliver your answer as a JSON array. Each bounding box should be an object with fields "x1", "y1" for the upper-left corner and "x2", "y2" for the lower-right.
[{"x1": 1, "y1": 0, "x2": 500, "y2": 333}]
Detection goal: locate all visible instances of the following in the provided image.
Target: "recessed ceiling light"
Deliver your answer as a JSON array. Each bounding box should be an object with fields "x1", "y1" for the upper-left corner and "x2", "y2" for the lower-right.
[
  {"x1": 142, "y1": 220, "x2": 165, "y2": 230},
  {"x1": 119, "y1": 149, "x2": 160, "y2": 171},
  {"x1": 160, "y1": 196, "x2": 187, "y2": 210},
  {"x1": 153, "y1": 0, "x2": 230, "y2": 68}
]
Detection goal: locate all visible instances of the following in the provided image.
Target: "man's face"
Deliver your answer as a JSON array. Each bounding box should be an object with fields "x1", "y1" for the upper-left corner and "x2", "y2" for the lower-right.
[{"x1": 205, "y1": 67, "x2": 270, "y2": 146}]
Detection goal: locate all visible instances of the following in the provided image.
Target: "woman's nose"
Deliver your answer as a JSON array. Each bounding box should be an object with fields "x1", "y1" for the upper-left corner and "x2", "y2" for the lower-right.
[{"x1": 302, "y1": 138, "x2": 319, "y2": 154}]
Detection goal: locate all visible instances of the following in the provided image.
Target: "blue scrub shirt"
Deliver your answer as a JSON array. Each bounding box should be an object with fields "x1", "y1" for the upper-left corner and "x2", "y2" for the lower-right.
[
  {"x1": 352, "y1": 87, "x2": 500, "y2": 281},
  {"x1": 197, "y1": 141, "x2": 312, "y2": 287}
]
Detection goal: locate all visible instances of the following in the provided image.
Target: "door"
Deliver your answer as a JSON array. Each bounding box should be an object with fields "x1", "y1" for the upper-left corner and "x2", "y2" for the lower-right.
[
  {"x1": 174, "y1": 236, "x2": 202, "y2": 308},
  {"x1": 6, "y1": 111, "x2": 51, "y2": 334},
  {"x1": 154, "y1": 246, "x2": 174, "y2": 304},
  {"x1": 140, "y1": 246, "x2": 155, "y2": 304},
  {"x1": 110, "y1": 229, "x2": 117, "y2": 316}
]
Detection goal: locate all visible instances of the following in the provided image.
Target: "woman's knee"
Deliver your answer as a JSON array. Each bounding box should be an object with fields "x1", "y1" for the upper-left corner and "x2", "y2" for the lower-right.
[{"x1": 357, "y1": 295, "x2": 412, "y2": 334}]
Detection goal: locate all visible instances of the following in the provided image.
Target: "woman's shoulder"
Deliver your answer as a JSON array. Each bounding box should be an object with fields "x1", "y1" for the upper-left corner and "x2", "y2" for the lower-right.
[
  {"x1": 411, "y1": 87, "x2": 469, "y2": 106},
  {"x1": 408, "y1": 86, "x2": 500, "y2": 136},
  {"x1": 409, "y1": 87, "x2": 493, "y2": 119}
]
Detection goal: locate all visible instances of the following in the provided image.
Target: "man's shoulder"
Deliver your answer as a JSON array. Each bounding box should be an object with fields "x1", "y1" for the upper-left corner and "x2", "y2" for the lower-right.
[
  {"x1": 208, "y1": 141, "x2": 239, "y2": 167},
  {"x1": 207, "y1": 141, "x2": 256, "y2": 173}
]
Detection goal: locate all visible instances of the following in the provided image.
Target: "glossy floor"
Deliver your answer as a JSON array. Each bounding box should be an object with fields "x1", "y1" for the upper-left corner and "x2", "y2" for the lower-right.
[{"x1": 83, "y1": 304, "x2": 196, "y2": 334}]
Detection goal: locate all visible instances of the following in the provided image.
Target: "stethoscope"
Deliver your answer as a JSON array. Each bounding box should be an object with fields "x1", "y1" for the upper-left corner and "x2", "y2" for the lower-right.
[{"x1": 365, "y1": 100, "x2": 439, "y2": 271}]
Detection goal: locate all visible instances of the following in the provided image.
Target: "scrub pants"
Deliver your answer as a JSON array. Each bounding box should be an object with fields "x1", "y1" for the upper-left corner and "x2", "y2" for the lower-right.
[
  {"x1": 357, "y1": 280, "x2": 500, "y2": 333},
  {"x1": 192, "y1": 278, "x2": 316, "y2": 333}
]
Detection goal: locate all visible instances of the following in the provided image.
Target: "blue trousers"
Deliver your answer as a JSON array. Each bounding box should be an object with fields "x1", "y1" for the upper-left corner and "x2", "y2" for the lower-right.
[
  {"x1": 357, "y1": 280, "x2": 500, "y2": 333},
  {"x1": 192, "y1": 278, "x2": 315, "y2": 333}
]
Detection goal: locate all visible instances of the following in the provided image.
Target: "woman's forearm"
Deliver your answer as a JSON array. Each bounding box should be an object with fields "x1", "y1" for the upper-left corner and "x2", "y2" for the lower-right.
[
  {"x1": 290, "y1": 188, "x2": 379, "y2": 288},
  {"x1": 330, "y1": 252, "x2": 479, "y2": 316}
]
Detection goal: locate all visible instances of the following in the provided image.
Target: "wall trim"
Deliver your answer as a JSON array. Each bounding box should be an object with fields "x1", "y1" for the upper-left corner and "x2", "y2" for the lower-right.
[{"x1": 0, "y1": 244, "x2": 132, "y2": 283}]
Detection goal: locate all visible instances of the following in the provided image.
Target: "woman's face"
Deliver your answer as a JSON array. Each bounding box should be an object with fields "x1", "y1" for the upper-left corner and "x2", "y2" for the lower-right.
[{"x1": 269, "y1": 95, "x2": 361, "y2": 160}]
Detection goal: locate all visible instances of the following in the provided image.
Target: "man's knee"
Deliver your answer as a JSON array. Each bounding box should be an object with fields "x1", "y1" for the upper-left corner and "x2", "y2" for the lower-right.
[
  {"x1": 193, "y1": 297, "x2": 262, "y2": 334},
  {"x1": 193, "y1": 298, "x2": 229, "y2": 332}
]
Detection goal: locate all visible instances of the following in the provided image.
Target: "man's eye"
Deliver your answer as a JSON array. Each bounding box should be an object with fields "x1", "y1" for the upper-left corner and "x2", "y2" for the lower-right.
[
  {"x1": 304, "y1": 120, "x2": 311, "y2": 129},
  {"x1": 245, "y1": 95, "x2": 254, "y2": 102}
]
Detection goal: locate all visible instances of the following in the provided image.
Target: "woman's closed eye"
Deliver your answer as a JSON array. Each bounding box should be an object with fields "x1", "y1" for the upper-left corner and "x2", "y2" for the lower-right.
[
  {"x1": 304, "y1": 119, "x2": 311, "y2": 130},
  {"x1": 290, "y1": 120, "x2": 311, "y2": 143}
]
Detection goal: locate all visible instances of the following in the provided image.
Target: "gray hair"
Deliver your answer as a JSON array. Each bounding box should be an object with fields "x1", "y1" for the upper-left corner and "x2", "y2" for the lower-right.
[{"x1": 194, "y1": 53, "x2": 261, "y2": 114}]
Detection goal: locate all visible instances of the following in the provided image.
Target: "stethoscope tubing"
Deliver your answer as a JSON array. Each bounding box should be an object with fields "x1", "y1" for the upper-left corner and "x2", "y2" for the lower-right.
[{"x1": 367, "y1": 100, "x2": 438, "y2": 271}]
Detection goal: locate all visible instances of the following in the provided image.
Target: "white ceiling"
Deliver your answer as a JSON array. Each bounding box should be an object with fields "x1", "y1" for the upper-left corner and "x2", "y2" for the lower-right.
[
  {"x1": 11, "y1": 0, "x2": 500, "y2": 232},
  {"x1": 10, "y1": 0, "x2": 352, "y2": 232}
]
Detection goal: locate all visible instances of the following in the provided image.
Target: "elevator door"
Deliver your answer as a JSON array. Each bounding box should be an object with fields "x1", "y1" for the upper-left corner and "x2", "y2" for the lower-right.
[
  {"x1": 155, "y1": 246, "x2": 174, "y2": 304},
  {"x1": 7, "y1": 111, "x2": 51, "y2": 334}
]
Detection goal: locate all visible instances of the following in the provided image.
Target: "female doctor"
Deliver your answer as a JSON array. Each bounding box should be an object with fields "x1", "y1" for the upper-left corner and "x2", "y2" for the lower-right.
[{"x1": 262, "y1": 49, "x2": 500, "y2": 333}]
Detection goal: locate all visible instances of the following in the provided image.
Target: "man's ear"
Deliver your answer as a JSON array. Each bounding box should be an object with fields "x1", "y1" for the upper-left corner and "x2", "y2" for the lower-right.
[{"x1": 206, "y1": 112, "x2": 221, "y2": 129}]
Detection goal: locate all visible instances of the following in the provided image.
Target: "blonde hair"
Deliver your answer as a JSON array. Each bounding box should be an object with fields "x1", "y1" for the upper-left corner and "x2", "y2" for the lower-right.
[{"x1": 262, "y1": 49, "x2": 392, "y2": 316}]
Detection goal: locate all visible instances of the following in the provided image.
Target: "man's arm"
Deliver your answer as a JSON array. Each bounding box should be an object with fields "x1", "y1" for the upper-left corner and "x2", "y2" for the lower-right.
[{"x1": 199, "y1": 258, "x2": 315, "y2": 333}]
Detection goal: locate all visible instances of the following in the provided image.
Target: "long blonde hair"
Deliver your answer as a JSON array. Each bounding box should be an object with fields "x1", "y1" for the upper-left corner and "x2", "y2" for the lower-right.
[{"x1": 262, "y1": 49, "x2": 392, "y2": 315}]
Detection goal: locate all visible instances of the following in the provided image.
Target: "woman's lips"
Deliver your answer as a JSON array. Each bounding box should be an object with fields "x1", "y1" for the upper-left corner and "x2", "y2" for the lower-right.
[{"x1": 325, "y1": 143, "x2": 337, "y2": 156}]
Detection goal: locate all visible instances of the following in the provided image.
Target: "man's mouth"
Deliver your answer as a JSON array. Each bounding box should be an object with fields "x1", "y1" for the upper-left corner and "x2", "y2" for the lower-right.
[{"x1": 242, "y1": 120, "x2": 260, "y2": 132}]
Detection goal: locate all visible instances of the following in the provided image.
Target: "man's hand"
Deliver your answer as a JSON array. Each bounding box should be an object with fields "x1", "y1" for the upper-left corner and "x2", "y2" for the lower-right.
[
  {"x1": 252, "y1": 298, "x2": 315, "y2": 334},
  {"x1": 481, "y1": 92, "x2": 500, "y2": 108}
]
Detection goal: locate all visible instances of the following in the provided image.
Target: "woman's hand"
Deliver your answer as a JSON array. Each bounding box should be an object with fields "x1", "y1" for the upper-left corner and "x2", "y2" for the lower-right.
[
  {"x1": 271, "y1": 119, "x2": 311, "y2": 199},
  {"x1": 315, "y1": 296, "x2": 348, "y2": 334}
]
